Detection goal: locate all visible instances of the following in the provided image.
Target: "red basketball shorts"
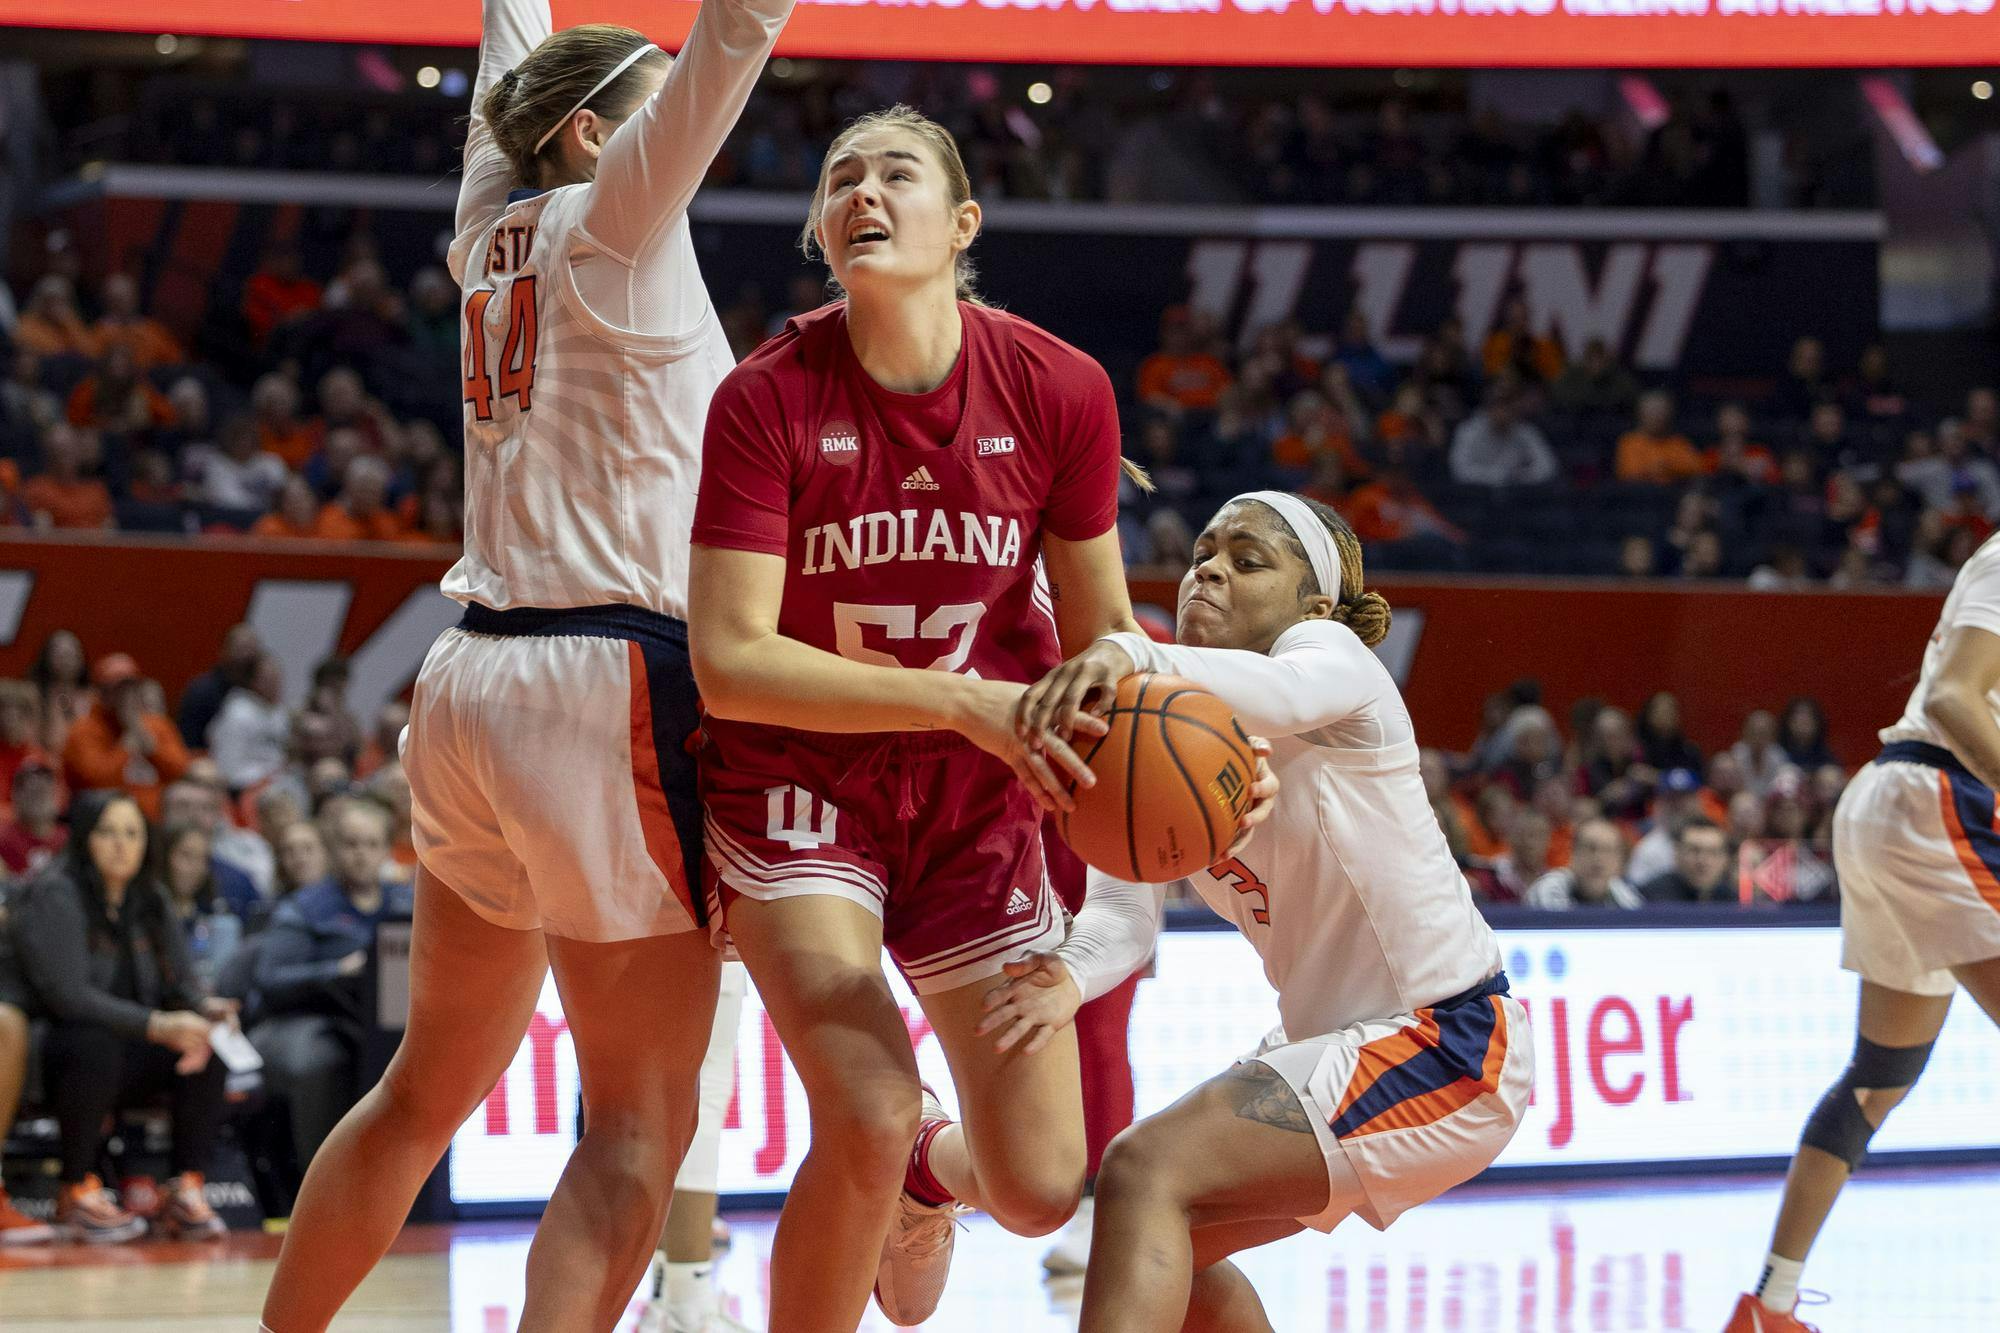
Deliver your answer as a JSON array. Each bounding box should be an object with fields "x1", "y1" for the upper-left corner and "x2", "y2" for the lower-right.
[{"x1": 701, "y1": 728, "x2": 1062, "y2": 994}]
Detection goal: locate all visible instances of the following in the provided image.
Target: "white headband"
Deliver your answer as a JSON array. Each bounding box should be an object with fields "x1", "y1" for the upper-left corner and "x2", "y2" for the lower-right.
[
  {"x1": 531, "y1": 43, "x2": 658, "y2": 156},
  {"x1": 1231, "y1": 490, "x2": 1344, "y2": 601}
]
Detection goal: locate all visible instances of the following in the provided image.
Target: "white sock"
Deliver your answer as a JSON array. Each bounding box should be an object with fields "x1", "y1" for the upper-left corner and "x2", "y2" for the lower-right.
[
  {"x1": 1755, "y1": 1252, "x2": 1803, "y2": 1312},
  {"x1": 665, "y1": 1260, "x2": 718, "y2": 1322}
]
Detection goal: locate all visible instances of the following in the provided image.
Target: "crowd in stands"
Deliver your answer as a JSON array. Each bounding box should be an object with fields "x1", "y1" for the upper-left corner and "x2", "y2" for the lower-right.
[
  {"x1": 0, "y1": 623, "x2": 415, "y2": 1243},
  {"x1": 96, "y1": 69, "x2": 1805, "y2": 210},
  {"x1": 1112, "y1": 298, "x2": 2000, "y2": 587}
]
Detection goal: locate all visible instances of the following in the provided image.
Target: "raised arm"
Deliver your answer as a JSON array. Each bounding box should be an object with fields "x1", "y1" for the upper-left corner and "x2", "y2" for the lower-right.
[
  {"x1": 456, "y1": 0, "x2": 554, "y2": 249},
  {"x1": 1103, "y1": 620, "x2": 1390, "y2": 739},
  {"x1": 576, "y1": 0, "x2": 796, "y2": 264}
]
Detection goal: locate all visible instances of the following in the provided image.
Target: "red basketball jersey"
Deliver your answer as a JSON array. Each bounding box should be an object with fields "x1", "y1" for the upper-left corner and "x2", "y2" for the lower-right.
[{"x1": 693, "y1": 301, "x2": 1122, "y2": 748}]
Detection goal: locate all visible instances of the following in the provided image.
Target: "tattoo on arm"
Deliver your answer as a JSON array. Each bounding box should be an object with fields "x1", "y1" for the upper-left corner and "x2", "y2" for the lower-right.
[{"x1": 1225, "y1": 1062, "x2": 1316, "y2": 1135}]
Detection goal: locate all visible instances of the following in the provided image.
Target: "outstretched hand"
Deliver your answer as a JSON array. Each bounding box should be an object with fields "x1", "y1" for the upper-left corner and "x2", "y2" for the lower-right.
[{"x1": 975, "y1": 952, "x2": 1083, "y2": 1056}]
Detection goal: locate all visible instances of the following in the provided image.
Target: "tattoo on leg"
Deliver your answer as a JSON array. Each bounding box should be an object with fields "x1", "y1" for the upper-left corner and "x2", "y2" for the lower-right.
[{"x1": 1225, "y1": 1063, "x2": 1316, "y2": 1135}]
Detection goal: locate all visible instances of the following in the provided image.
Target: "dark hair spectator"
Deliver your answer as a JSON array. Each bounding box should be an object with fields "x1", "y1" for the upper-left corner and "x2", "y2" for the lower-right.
[
  {"x1": 29, "y1": 627, "x2": 91, "y2": 756},
  {"x1": 6, "y1": 791, "x2": 231, "y2": 1242},
  {"x1": 177, "y1": 624, "x2": 266, "y2": 749},
  {"x1": 0, "y1": 758, "x2": 66, "y2": 878},
  {"x1": 1526, "y1": 817, "x2": 1641, "y2": 909},
  {"x1": 1637, "y1": 692, "x2": 1705, "y2": 774},
  {"x1": 1781, "y1": 697, "x2": 1838, "y2": 770},
  {"x1": 1639, "y1": 816, "x2": 1734, "y2": 905},
  {"x1": 160, "y1": 820, "x2": 246, "y2": 995}
]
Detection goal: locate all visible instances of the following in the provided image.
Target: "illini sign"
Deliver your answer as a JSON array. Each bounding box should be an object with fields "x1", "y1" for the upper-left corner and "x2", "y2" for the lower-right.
[
  {"x1": 446, "y1": 924, "x2": 2000, "y2": 1206},
  {"x1": 2, "y1": 0, "x2": 1996, "y2": 67}
]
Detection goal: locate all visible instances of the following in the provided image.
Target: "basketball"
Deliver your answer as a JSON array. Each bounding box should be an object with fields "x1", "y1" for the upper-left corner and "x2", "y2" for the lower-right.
[{"x1": 1057, "y1": 673, "x2": 1258, "y2": 883}]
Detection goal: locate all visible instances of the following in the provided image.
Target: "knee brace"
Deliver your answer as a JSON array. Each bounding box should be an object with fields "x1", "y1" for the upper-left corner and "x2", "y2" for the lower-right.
[{"x1": 1799, "y1": 1035, "x2": 1934, "y2": 1169}]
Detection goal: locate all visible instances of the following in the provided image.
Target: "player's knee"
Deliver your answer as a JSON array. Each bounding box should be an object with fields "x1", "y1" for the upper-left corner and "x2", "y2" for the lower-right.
[
  {"x1": 813, "y1": 1083, "x2": 923, "y2": 1187},
  {"x1": 1799, "y1": 1034, "x2": 1934, "y2": 1169},
  {"x1": 980, "y1": 1161, "x2": 1082, "y2": 1238},
  {"x1": 1095, "y1": 1125, "x2": 1181, "y2": 1207}
]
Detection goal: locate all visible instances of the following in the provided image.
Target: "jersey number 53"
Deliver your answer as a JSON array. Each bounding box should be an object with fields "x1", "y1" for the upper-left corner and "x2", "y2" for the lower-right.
[{"x1": 462, "y1": 276, "x2": 539, "y2": 422}]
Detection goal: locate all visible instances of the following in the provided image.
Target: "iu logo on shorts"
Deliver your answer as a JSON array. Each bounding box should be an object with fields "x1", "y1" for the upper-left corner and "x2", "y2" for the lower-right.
[{"x1": 766, "y1": 784, "x2": 838, "y2": 850}]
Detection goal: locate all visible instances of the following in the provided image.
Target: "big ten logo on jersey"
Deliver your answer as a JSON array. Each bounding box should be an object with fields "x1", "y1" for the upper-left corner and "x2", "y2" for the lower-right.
[
  {"x1": 976, "y1": 435, "x2": 1016, "y2": 457},
  {"x1": 818, "y1": 419, "x2": 861, "y2": 467},
  {"x1": 1187, "y1": 237, "x2": 1713, "y2": 372},
  {"x1": 766, "y1": 784, "x2": 837, "y2": 851},
  {"x1": 1209, "y1": 857, "x2": 1269, "y2": 925}
]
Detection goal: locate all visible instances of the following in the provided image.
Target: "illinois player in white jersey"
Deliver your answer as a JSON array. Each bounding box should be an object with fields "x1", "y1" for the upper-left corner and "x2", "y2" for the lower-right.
[
  {"x1": 259, "y1": 1, "x2": 790, "y2": 1328},
  {"x1": 1724, "y1": 533, "x2": 2000, "y2": 1333},
  {"x1": 991, "y1": 490, "x2": 1533, "y2": 1333},
  {"x1": 688, "y1": 106, "x2": 1274, "y2": 1333}
]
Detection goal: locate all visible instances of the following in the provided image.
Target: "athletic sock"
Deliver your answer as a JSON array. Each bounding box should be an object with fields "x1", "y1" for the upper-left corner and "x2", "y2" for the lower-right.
[
  {"x1": 664, "y1": 1260, "x2": 717, "y2": 1325},
  {"x1": 1755, "y1": 1252, "x2": 1804, "y2": 1312},
  {"x1": 904, "y1": 1117, "x2": 956, "y2": 1207}
]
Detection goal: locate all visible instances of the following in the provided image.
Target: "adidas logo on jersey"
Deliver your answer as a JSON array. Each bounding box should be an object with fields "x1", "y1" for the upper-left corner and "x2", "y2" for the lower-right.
[
  {"x1": 901, "y1": 466, "x2": 941, "y2": 491},
  {"x1": 976, "y1": 435, "x2": 1016, "y2": 456},
  {"x1": 1004, "y1": 887, "x2": 1034, "y2": 916}
]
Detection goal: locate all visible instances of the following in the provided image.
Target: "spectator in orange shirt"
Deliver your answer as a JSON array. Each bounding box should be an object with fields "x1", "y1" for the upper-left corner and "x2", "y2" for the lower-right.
[
  {"x1": 251, "y1": 374, "x2": 315, "y2": 470},
  {"x1": 1270, "y1": 387, "x2": 1370, "y2": 477},
  {"x1": 62, "y1": 653, "x2": 190, "y2": 823},
  {"x1": 1704, "y1": 401, "x2": 1777, "y2": 485},
  {"x1": 1373, "y1": 382, "x2": 1446, "y2": 467},
  {"x1": 1481, "y1": 295, "x2": 1564, "y2": 385},
  {"x1": 307, "y1": 367, "x2": 391, "y2": 458},
  {"x1": 1532, "y1": 774, "x2": 1577, "y2": 869},
  {"x1": 65, "y1": 346, "x2": 176, "y2": 437},
  {"x1": 1615, "y1": 390, "x2": 1705, "y2": 485},
  {"x1": 13, "y1": 276, "x2": 97, "y2": 360},
  {"x1": 91, "y1": 275, "x2": 186, "y2": 370},
  {"x1": 251, "y1": 476, "x2": 322, "y2": 541},
  {"x1": 1342, "y1": 465, "x2": 1467, "y2": 547},
  {"x1": 313, "y1": 457, "x2": 406, "y2": 542},
  {"x1": 1135, "y1": 306, "x2": 1232, "y2": 414},
  {"x1": 241, "y1": 243, "x2": 324, "y2": 345},
  {"x1": 21, "y1": 424, "x2": 114, "y2": 531}
]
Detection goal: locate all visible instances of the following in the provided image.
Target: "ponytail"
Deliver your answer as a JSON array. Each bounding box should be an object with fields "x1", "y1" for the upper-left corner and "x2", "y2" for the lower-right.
[{"x1": 1294, "y1": 495, "x2": 1392, "y2": 647}]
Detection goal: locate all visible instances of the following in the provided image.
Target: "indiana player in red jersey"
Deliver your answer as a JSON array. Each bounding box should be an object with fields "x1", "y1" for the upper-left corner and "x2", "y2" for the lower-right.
[{"x1": 689, "y1": 106, "x2": 1234, "y2": 1331}]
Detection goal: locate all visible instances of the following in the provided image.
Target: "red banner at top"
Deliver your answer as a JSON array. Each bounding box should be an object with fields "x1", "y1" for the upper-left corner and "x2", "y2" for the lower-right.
[{"x1": 2, "y1": 0, "x2": 1996, "y2": 68}]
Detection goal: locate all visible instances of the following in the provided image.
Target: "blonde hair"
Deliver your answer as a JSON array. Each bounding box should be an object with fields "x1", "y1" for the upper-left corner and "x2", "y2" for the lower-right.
[
  {"x1": 1282, "y1": 495, "x2": 1393, "y2": 648},
  {"x1": 479, "y1": 25, "x2": 666, "y2": 186},
  {"x1": 800, "y1": 105, "x2": 982, "y2": 303}
]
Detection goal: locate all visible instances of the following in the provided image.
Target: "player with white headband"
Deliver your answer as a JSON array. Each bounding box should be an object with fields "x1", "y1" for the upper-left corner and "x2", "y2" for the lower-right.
[
  {"x1": 259, "y1": 0, "x2": 791, "y2": 1329},
  {"x1": 998, "y1": 489, "x2": 1534, "y2": 1333}
]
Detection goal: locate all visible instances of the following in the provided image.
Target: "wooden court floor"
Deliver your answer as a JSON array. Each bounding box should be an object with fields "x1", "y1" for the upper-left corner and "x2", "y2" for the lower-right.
[{"x1": 6, "y1": 1167, "x2": 1999, "y2": 1331}]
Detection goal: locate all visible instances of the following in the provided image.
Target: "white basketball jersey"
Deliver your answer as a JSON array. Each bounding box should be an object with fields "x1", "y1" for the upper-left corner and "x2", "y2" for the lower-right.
[
  {"x1": 1882, "y1": 531, "x2": 2000, "y2": 751},
  {"x1": 446, "y1": 190, "x2": 732, "y2": 620},
  {"x1": 1106, "y1": 621, "x2": 1503, "y2": 1039}
]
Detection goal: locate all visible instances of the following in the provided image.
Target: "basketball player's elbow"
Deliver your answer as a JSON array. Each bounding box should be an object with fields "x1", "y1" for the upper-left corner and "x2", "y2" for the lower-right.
[
  {"x1": 1927, "y1": 683, "x2": 1994, "y2": 760},
  {"x1": 689, "y1": 631, "x2": 761, "y2": 720}
]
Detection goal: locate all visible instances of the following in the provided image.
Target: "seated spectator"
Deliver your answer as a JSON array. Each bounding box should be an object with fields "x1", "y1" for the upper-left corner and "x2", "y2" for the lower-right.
[
  {"x1": 66, "y1": 344, "x2": 176, "y2": 436},
  {"x1": 251, "y1": 373, "x2": 316, "y2": 470},
  {"x1": 1331, "y1": 309, "x2": 1394, "y2": 403},
  {"x1": 0, "y1": 923, "x2": 55, "y2": 1244},
  {"x1": 1678, "y1": 528, "x2": 1727, "y2": 579},
  {"x1": 1615, "y1": 390, "x2": 1704, "y2": 485},
  {"x1": 1467, "y1": 783, "x2": 1518, "y2": 862},
  {"x1": 159, "y1": 774, "x2": 262, "y2": 917},
  {"x1": 1481, "y1": 295, "x2": 1563, "y2": 385},
  {"x1": 0, "y1": 759, "x2": 66, "y2": 877},
  {"x1": 1531, "y1": 773, "x2": 1576, "y2": 867},
  {"x1": 1372, "y1": 382, "x2": 1446, "y2": 466},
  {"x1": 1780, "y1": 696, "x2": 1838, "y2": 770},
  {"x1": 177, "y1": 623, "x2": 264, "y2": 750},
  {"x1": 1341, "y1": 465, "x2": 1467, "y2": 551},
  {"x1": 314, "y1": 455, "x2": 405, "y2": 542},
  {"x1": 1448, "y1": 386, "x2": 1558, "y2": 488},
  {"x1": 1550, "y1": 337, "x2": 1638, "y2": 416},
  {"x1": 1526, "y1": 817, "x2": 1641, "y2": 909},
  {"x1": 353, "y1": 702, "x2": 410, "y2": 782},
  {"x1": 1777, "y1": 334, "x2": 1828, "y2": 418},
  {"x1": 186, "y1": 416, "x2": 288, "y2": 513},
  {"x1": 160, "y1": 820, "x2": 245, "y2": 995},
  {"x1": 1270, "y1": 389, "x2": 1369, "y2": 478},
  {"x1": 8, "y1": 791, "x2": 231, "y2": 1242},
  {"x1": 1485, "y1": 705, "x2": 1562, "y2": 799},
  {"x1": 2, "y1": 348, "x2": 61, "y2": 438},
  {"x1": 63, "y1": 652, "x2": 191, "y2": 822},
  {"x1": 92, "y1": 274, "x2": 186, "y2": 370},
  {"x1": 1626, "y1": 767, "x2": 1708, "y2": 885},
  {"x1": 1131, "y1": 417, "x2": 1199, "y2": 505},
  {"x1": 299, "y1": 658, "x2": 363, "y2": 764},
  {"x1": 1704, "y1": 402, "x2": 1777, "y2": 486},
  {"x1": 251, "y1": 475, "x2": 323, "y2": 541},
  {"x1": 242, "y1": 244, "x2": 324, "y2": 346},
  {"x1": 366, "y1": 761, "x2": 418, "y2": 876},
  {"x1": 1846, "y1": 343, "x2": 1909, "y2": 423},
  {"x1": 1638, "y1": 816, "x2": 1735, "y2": 905},
  {"x1": 30, "y1": 627, "x2": 92, "y2": 755},
  {"x1": 1577, "y1": 706, "x2": 1649, "y2": 820},
  {"x1": 0, "y1": 678, "x2": 46, "y2": 802},
  {"x1": 208, "y1": 651, "x2": 292, "y2": 794},
  {"x1": 251, "y1": 796, "x2": 412, "y2": 1174},
  {"x1": 1967, "y1": 386, "x2": 1999, "y2": 455},
  {"x1": 1632, "y1": 691, "x2": 1699, "y2": 775},
  {"x1": 308, "y1": 368, "x2": 392, "y2": 460},
  {"x1": 22, "y1": 423, "x2": 114, "y2": 530},
  {"x1": 1730, "y1": 708, "x2": 1788, "y2": 796},
  {"x1": 13, "y1": 275, "x2": 97, "y2": 359},
  {"x1": 273, "y1": 816, "x2": 331, "y2": 899},
  {"x1": 1801, "y1": 400, "x2": 1852, "y2": 466},
  {"x1": 1618, "y1": 534, "x2": 1658, "y2": 577},
  {"x1": 1136, "y1": 306, "x2": 1231, "y2": 414},
  {"x1": 1748, "y1": 544, "x2": 1814, "y2": 591},
  {"x1": 1488, "y1": 807, "x2": 1553, "y2": 901}
]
